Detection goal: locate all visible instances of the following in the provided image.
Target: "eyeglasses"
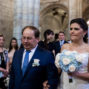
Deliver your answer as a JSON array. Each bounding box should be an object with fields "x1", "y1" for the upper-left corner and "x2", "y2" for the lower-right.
[{"x1": 70, "y1": 27, "x2": 80, "y2": 31}]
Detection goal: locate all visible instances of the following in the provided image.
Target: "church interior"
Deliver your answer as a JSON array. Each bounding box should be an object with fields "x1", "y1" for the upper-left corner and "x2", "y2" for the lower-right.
[
  {"x1": 0, "y1": 0, "x2": 89, "y2": 89},
  {"x1": 0, "y1": 0, "x2": 89, "y2": 47}
]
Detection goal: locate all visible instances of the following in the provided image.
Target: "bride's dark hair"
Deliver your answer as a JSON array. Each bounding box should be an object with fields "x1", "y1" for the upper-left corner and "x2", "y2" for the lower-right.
[{"x1": 70, "y1": 18, "x2": 88, "y2": 43}]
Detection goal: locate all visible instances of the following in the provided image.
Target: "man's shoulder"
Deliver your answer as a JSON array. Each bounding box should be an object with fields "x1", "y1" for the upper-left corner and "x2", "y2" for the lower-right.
[
  {"x1": 37, "y1": 46, "x2": 50, "y2": 52},
  {"x1": 53, "y1": 41, "x2": 59, "y2": 45},
  {"x1": 37, "y1": 46, "x2": 52, "y2": 55},
  {"x1": 37, "y1": 46, "x2": 54, "y2": 61},
  {"x1": 15, "y1": 48, "x2": 24, "y2": 55}
]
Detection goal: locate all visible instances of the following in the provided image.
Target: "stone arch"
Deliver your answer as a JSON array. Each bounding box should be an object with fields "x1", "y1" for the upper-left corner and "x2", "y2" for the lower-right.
[
  {"x1": 39, "y1": 3, "x2": 69, "y2": 40},
  {"x1": 40, "y1": 4, "x2": 68, "y2": 17},
  {"x1": 83, "y1": 6, "x2": 89, "y2": 22}
]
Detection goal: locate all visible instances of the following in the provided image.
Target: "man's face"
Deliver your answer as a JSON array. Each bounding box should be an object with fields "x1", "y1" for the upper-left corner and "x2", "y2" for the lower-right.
[
  {"x1": 58, "y1": 33, "x2": 65, "y2": 41},
  {"x1": 22, "y1": 28, "x2": 39, "y2": 50},
  {"x1": 0, "y1": 37, "x2": 4, "y2": 47}
]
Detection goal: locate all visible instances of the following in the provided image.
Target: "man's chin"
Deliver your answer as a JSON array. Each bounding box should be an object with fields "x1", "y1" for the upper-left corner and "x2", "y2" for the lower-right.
[
  {"x1": 24, "y1": 46, "x2": 31, "y2": 50},
  {"x1": 24, "y1": 47, "x2": 29, "y2": 49}
]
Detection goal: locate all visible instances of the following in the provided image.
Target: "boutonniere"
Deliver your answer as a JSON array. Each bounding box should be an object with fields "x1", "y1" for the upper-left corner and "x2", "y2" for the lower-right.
[{"x1": 32, "y1": 59, "x2": 40, "y2": 67}]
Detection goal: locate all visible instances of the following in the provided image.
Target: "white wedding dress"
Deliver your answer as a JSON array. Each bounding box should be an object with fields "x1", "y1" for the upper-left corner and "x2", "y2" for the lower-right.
[{"x1": 57, "y1": 50, "x2": 89, "y2": 89}]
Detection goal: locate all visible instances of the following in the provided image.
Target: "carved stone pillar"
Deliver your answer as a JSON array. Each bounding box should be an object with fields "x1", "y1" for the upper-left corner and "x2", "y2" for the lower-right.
[
  {"x1": 69, "y1": 0, "x2": 82, "y2": 21},
  {"x1": 13, "y1": 0, "x2": 40, "y2": 45}
]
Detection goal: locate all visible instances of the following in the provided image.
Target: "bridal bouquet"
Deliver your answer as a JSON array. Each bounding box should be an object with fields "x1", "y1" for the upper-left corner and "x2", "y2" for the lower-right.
[{"x1": 55, "y1": 50, "x2": 82, "y2": 72}]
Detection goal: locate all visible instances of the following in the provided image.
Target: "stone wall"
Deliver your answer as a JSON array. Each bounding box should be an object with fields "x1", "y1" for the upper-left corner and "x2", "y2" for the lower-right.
[
  {"x1": 0, "y1": 0, "x2": 88, "y2": 46},
  {"x1": 13, "y1": 0, "x2": 40, "y2": 46},
  {"x1": 82, "y1": 0, "x2": 89, "y2": 21},
  {"x1": 40, "y1": 0, "x2": 69, "y2": 40},
  {"x1": 0, "y1": 0, "x2": 13, "y2": 48}
]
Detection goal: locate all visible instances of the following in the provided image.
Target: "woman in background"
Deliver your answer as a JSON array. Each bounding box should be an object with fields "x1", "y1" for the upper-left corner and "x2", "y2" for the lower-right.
[
  {"x1": 8, "y1": 37, "x2": 18, "y2": 69},
  {"x1": 38, "y1": 29, "x2": 55, "y2": 54},
  {"x1": 0, "y1": 34, "x2": 9, "y2": 89}
]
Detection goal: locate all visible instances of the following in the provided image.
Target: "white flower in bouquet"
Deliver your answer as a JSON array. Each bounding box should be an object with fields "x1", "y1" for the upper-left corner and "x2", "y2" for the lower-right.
[
  {"x1": 69, "y1": 64, "x2": 76, "y2": 72},
  {"x1": 55, "y1": 50, "x2": 82, "y2": 73},
  {"x1": 55, "y1": 53, "x2": 61, "y2": 68},
  {"x1": 62, "y1": 58, "x2": 71, "y2": 65},
  {"x1": 64, "y1": 51, "x2": 71, "y2": 55},
  {"x1": 75, "y1": 55, "x2": 82, "y2": 63}
]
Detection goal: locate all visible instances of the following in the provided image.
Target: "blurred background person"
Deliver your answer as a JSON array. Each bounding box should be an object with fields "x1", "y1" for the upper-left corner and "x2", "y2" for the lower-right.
[
  {"x1": 54, "y1": 33, "x2": 59, "y2": 42},
  {"x1": 0, "y1": 34, "x2": 9, "y2": 89},
  {"x1": 8, "y1": 37, "x2": 18, "y2": 69},
  {"x1": 38, "y1": 29, "x2": 55, "y2": 55},
  {"x1": 54, "y1": 31, "x2": 68, "y2": 55}
]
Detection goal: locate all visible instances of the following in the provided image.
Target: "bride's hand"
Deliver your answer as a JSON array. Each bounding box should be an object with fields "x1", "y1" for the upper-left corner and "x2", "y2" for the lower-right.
[
  {"x1": 68, "y1": 72, "x2": 73, "y2": 76},
  {"x1": 68, "y1": 72, "x2": 79, "y2": 77}
]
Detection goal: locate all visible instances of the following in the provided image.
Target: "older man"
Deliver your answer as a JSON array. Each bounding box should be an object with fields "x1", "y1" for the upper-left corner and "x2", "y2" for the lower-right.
[{"x1": 9, "y1": 26, "x2": 58, "y2": 89}]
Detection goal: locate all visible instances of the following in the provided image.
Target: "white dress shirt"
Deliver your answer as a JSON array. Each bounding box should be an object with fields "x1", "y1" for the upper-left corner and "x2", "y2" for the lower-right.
[
  {"x1": 22, "y1": 45, "x2": 38, "y2": 68},
  {"x1": 60, "y1": 40, "x2": 64, "y2": 47}
]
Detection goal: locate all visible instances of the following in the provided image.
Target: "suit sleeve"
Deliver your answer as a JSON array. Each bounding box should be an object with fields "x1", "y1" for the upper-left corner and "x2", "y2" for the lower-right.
[
  {"x1": 9, "y1": 51, "x2": 17, "y2": 89},
  {"x1": 47, "y1": 53, "x2": 59, "y2": 89}
]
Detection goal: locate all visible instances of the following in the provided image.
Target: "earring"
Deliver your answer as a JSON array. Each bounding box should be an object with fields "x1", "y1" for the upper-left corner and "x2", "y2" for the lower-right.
[{"x1": 83, "y1": 35, "x2": 85, "y2": 37}]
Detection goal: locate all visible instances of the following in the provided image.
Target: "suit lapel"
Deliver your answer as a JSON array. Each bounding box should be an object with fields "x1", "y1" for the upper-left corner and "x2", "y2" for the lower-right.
[{"x1": 18, "y1": 48, "x2": 24, "y2": 77}]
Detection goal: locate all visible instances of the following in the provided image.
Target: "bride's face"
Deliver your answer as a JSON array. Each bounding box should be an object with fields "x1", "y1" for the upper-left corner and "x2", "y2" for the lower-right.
[{"x1": 70, "y1": 23, "x2": 86, "y2": 42}]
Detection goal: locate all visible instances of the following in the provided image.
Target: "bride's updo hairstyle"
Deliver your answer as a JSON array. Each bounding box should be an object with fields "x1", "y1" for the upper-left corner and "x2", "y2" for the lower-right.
[{"x1": 70, "y1": 18, "x2": 88, "y2": 43}]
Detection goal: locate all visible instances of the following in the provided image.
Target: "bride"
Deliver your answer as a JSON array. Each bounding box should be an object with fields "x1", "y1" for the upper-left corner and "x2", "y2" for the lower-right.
[
  {"x1": 56, "y1": 18, "x2": 89, "y2": 89},
  {"x1": 43, "y1": 18, "x2": 89, "y2": 89}
]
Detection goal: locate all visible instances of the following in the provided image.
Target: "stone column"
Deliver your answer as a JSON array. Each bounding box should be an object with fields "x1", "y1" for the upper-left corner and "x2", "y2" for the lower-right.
[
  {"x1": 87, "y1": 21, "x2": 89, "y2": 43},
  {"x1": 13, "y1": 0, "x2": 40, "y2": 46},
  {"x1": 13, "y1": 0, "x2": 22, "y2": 46},
  {"x1": 33, "y1": 0, "x2": 40, "y2": 27},
  {"x1": 69, "y1": 0, "x2": 82, "y2": 22},
  {"x1": 67, "y1": 0, "x2": 82, "y2": 40}
]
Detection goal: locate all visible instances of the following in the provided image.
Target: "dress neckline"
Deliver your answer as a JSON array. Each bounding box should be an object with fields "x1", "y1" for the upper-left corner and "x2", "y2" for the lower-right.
[{"x1": 62, "y1": 49, "x2": 89, "y2": 55}]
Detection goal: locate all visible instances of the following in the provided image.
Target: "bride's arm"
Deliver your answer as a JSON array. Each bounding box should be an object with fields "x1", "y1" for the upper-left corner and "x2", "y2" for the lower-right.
[
  {"x1": 71, "y1": 59, "x2": 89, "y2": 80},
  {"x1": 57, "y1": 44, "x2": 69, "y2": 74}
]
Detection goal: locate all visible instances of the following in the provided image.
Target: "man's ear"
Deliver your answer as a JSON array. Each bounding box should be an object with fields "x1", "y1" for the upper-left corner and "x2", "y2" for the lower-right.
[{"x1": 36, "y1": 37, "x2": 40, "y2": 43}]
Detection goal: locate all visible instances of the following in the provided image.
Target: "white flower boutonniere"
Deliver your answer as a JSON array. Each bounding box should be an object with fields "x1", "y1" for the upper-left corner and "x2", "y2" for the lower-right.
[{"x1": 32, "y1": 59, "x2": 40, "y2": 67}]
